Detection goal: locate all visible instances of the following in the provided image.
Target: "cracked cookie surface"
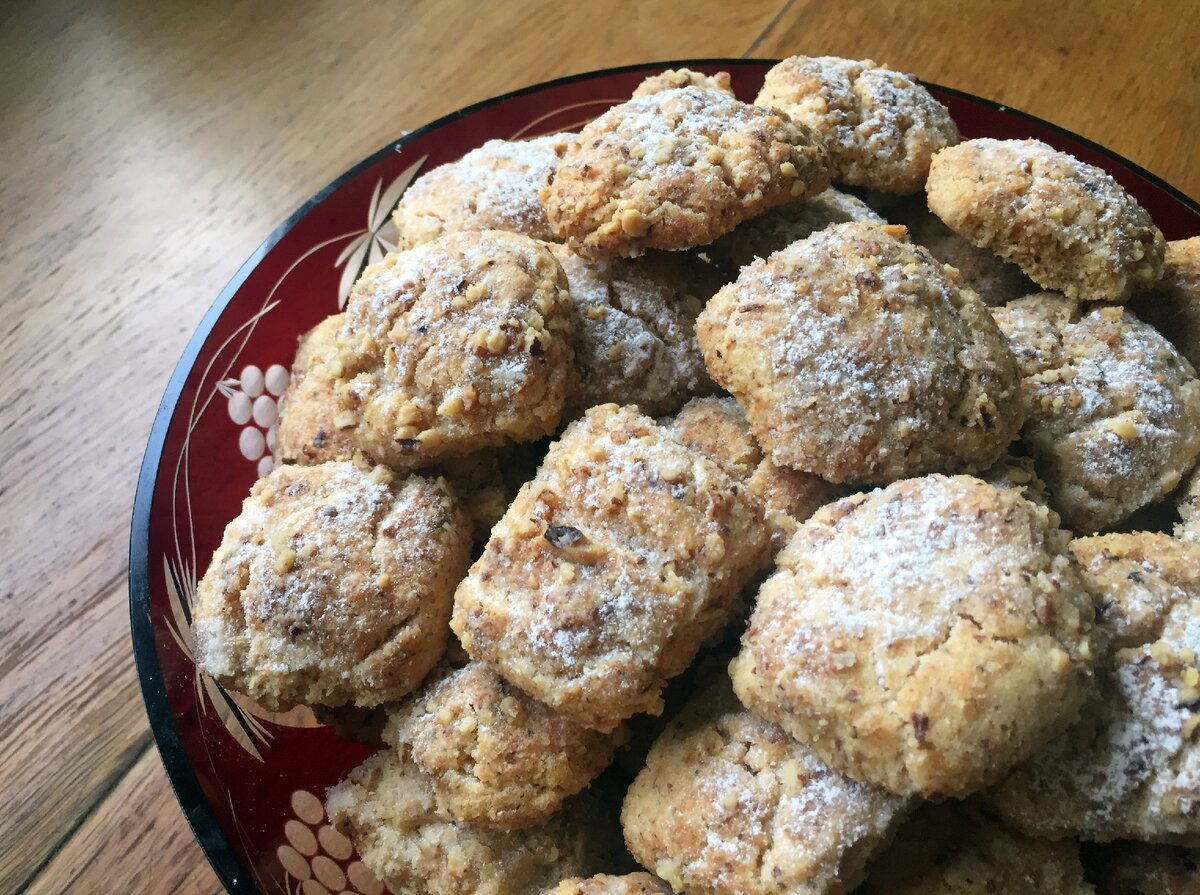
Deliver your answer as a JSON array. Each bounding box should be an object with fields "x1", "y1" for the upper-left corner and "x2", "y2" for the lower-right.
[
  {"x1": 326, "y1": 749, "x2": 616, "y2": 895},
  {"x1": 622, "y1": 676, "x2": 910, "y2": 895},
  {"x1": 333, "y1": 231, "x2": 575, "y2": 470},
  {"x1": 928, "y1": 138, "x2": 1165, "y2": 303},
  {"x1": 987, "y1": 532, "x2": 1200, "y2": 846},
  {"x1": 993, "y1": 293, "x2": 1200, "y2": 533},
  {"x1": 731, "y1": 474, "x2": 1095, "y2": 798},
  {"x1": 392, "y1": 134, "x2": 576, "y2": 249},
  {"x1": 452, "y1": 404, "x2": 769, "y2": 732},
  {"x1": 755, "y1": 56, "x2": 959, "y2": 194},
  {"x1": 549, "y1": 245, "x2": 718, "y2": 418},
  {"x1": 194, "y1": 462, "x2": 472, "y2": 711},
  {"x1": 275, "y1": 314, "x2": 357, "y2": 464},
  {"x1": 697, "y1": 221, "x2": 1024, "y2": 485},
  {"x1": 383, "y1": 660, "x2": 619, "y2": 830},
  {"x1": 542, "y1": 86, "x2": 832, "y2": 257}
]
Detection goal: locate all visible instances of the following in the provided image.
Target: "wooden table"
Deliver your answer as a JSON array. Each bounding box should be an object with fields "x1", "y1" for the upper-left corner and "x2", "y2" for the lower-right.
[{"x1": 1, "y1": 1, "x2": 1195, "y2": 891}]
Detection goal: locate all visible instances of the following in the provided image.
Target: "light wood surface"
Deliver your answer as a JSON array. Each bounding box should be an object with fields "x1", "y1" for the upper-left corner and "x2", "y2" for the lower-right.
[{"x1": 0, "y1": 1, "x2": 1195, "y2": 892}]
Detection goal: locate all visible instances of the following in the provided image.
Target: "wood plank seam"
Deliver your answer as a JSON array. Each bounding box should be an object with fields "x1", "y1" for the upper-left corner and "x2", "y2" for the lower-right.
[
  {"x1": 15, "y1": 737, "x2": 152, "y2": 894},
  {"x1": 743, "y1": 0, "x2": 798, "y2": 57}
]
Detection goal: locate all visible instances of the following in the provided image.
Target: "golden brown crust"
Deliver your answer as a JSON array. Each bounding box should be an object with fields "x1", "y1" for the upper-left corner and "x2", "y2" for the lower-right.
[
  {"x1": 978, "y1": 452, "x2": 1050, "y2": 505},
  {"x1": 894, "y1": 198, "x2": 1036, "y2": 307},
  {"x1": 194, "y1": 462, "x2": 473, "y2": 711},
  {"x1": 860, "y1": 804, "x2": 1094, "y2": 894},
  {"x1": 326, "y1": 750, "x2": 615, "y2": 895},
  {"x1": 731, "y1": 474, "x2": 1096, "y2": 798},
  {"x1": 334, "y1": 231, "x2": 575, "y2": 470},
  {"x1": 438, "y1": 449, "x2": 513, "y2": 540},
  {"x1": 549, "y1": 245, "x2": 718, "y2": 418},
  {"x1": 632, "y1": 68, "x2": 733, "y2": 98},
  {"x1": 993, "y1": 293, "x2": 1200, "y2": 533},
  {"x1": 1133, "y1": 237, "x2": 1200, "y2": 370},
  {"x1": 1087, "y1": 842, "x2": 1200, "y2": 895},
  {"x1": 622, "y1": 677, "x2": 911, "y2": 895},
  {"x1": 697, "y1": 221, "x2": 1024, "y2": 485},
  {"x1": 392, "y1": 134, "x2": 576, "y2": 249},
  {"x1": 275, "y1": 314, "x2": 357, "y2": 464},
  {"x1": 452, "y1": 404, "x2": 770, "y2": 732},
  {"x1": 1180, "y1": 465, "x2": 1200, "y2": 543},
  {"x1": 704, "y1": 188, "x2": 884, "y2": 272},
  {"x1": 928, "y1": 139, "x2": 1165, "y2": 303},
  {"x1": 755, "y1": 56, "x2": 960, "y2": 194},
  {"x1": 542, "y1": 87, "x2": 832, "y2": 257},
  {"x1": 383, "y1": 661, "x2": 618, "y2": 830},
  {"x1": 1071, "y1": 532, "x2": 1200, "y2": 650},
  {"x1": 987, "y1": 532, "x2": 1200, "y2": 846},
  {"x1": 663, "y1": 395, "x2": 763, "y2": 479},
  {"x1": 542, "y1": 874, "x2": 673, "y2": 895}
]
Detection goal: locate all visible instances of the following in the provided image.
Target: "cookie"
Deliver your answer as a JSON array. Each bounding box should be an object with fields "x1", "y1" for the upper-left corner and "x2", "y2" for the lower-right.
[
  {"x1": 632, "y1": 68, "x2": 733, "y2": 98},
  {"x1": 622, "y1": 676, "x2": 910, "y2": 895},
  {"x1": 987, "y1": 532, "x2": 1200, "y2": 845},
  {"x1": 979, "y1": 452, "x2": 1050, "y2": 505},
  {"x1": 704, "y1": 187, "x2": 884, "y2": 272},
  {"x1": 326, "y1": 749, "x2": 616, "y2": 895},
  {"x1": 928, "y1": 138, "x2": 1165, "y2": 303},
  {"x1": 275, "y1": 314, "x2": 357, "y2": 464},
  {"x1": 452, "y1": 404, "x2": 770, "y2": 732},
  {"x1": 895, "y1": 198, "x2": 1036, "y2": 307},
  {"x1": 730, "y1": 474, "x2": 1095, "y2": 798},
  {"x1": 1133, "y1": 237, "x2": 1200, "y2": 370},
  {"x1": 439, "y1": 449, "x2": 513, "y2": 540},
  {"x1": 542, "y1": 87, "x2": 831, "y2": 257},
  {"x1": 542, "y1": 874, "x2": 672, "y2": 895},
  {"x1": 194, "y1": 462, "x2": 472, "y2": 711},
  {"x1": 697, "y1": 221, "x2": 1024, "y2": 485},
  {"x1": 549, "y1": 245, "x2": 718, "y2": 418},
  {"x1": 860, "y1": 803, "x2": 1093, "y2": 894},
  {"x1": 1087, "y1": 842, "x2": 1200, "y2": 895},
  {"x1": 1179, "y1": 466, "x2": 1200, "y2": 543},
  {"x1": 383, "y1": 661, "x2": 619, "y2": 830},
  {"x1": 392, "y1": 134, "x2": 576, "y2": 249},
  {"x1": 993, "y1": 293, "x2": 1200, "y2": 533},
  {"x1": 755, "y1": 56, "x2": 960, "y2": 194},
  {"x1": 335, "y1": 231, "x2": 575, "y2": 470}
]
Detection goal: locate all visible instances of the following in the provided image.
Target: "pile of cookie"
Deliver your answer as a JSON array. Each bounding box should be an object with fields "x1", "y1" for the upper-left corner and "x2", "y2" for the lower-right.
[{"x1": 192, "y1": 57, "x2": 1200, "y2": 894}]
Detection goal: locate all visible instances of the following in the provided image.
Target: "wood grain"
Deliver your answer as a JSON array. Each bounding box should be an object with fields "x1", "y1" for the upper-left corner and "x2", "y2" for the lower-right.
[
  {"x1": 0, "y1": 1, "x2": 782, "y2": 892},
  {"x1": 752, "y1": 0, "x2": 1200, "y2": 198},
  {"x1": 2, "y1": 0, "x2": 1196, "y2": 892}
]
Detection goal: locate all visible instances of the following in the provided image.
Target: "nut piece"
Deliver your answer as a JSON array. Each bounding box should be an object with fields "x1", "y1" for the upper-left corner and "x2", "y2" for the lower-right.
[
  {"x1": 452, "y1": 404, "x2": 770, "y2": 732},
  {"x1": 392, "y1": 133, "x2": 577, "y2": 249},
  {"x1": 550, "y1": 245, "x2": 720, "y2": 418},
  {"x1": 194, "y1": 462, "x2": 473, "y2": 711},
  {"x1": 697, "y1": 221, "x2": 1024, "y2": 485},
  {"x1": 993, "y1": 293, "x2": 1200, "y2": 533},
  {"x1": 756, "y1": 55, "x2": 960, "y2": 194},
  {"x1": 987, "y1": 532, "x2": 1200, "y2": 846},
  {"x1": 622, "y1": 676, "x2": 910, "y2": 895},
  {"x1": 928, "y1": 138, "x2": 1165, "y2": 303},
  {"x1": 326, "y1": 749, "x2": 618, "y2": 895},
  {"x1": 334, "y1": 230, "x2": 575, "y2": 471},
  {"x1": 383, "y1": 661, "x2": 619, "y2": 830},
  {"x1": 542, "y1": 87, "x2": 832, "y2": 257},
  {"x1": 731, "y1": 474, "x2": 1096, "y2": 798}
]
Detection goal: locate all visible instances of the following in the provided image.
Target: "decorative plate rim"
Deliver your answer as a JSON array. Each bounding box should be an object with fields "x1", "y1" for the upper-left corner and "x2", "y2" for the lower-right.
[{"x1": 128, "y1": 56, "x2": 1200, "y2": 895}]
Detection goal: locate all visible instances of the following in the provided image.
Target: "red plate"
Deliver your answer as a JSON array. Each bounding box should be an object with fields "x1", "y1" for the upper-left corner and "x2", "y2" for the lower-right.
[{"x1": 130, "y1": 59, "x2": 1200, "y2": 895}]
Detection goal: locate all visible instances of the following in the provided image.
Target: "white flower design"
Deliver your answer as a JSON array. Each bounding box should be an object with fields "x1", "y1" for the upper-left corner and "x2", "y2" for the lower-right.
[
  {"x1": 219, "y1": 363, "x2": 291, "y2": 477},
  {"x1": 278, "y1": 790, "x2": 389, "y2": 895},
  {"x1": 333, "y1": 156, "x2": 428, "y2": 309}
]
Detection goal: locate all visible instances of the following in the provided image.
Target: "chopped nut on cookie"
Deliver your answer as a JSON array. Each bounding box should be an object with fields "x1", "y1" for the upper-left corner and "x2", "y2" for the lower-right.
[
  {"x1": 451, "y1": 404, "x2": 769, "y2": 732},
  {"x1": 731, "y1": 474, "x2": 1096, "y2": 798},
  {"x1": 194, "y1": 462, "x2": 472, "y2": 711},
  {"x1": 542, "y1": 87, "x2": 831, "y2": 257}
]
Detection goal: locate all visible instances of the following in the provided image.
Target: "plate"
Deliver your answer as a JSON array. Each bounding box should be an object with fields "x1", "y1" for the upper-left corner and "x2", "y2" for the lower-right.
[{"x1": 129, "y1": 58, "x2": 1200, "y2": 895}]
